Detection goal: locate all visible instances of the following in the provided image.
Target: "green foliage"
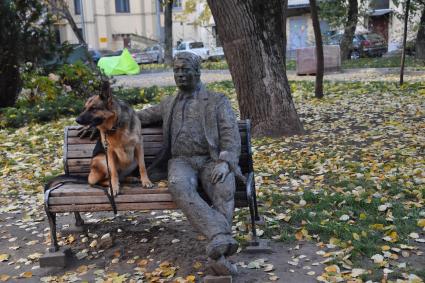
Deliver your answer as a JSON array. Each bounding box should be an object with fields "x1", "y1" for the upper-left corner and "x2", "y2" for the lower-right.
[
  {"x1": 0, "y1": 0, "x2": 57, "y2": 66},
  {"x1": 113, "y1": 85, "x2": 175, "y2": 105},
  {"x1": 0, "y1": 0, "x2": 57, "y2": 107},
  {"x1": 201, "y1": 60, "x2": 229, "y2": 70},
  {"x1": 20, "y1": 62, "x2": 103, "y2": 105},
  {"x1": 56, "y1": 62, "x2": 103, "y2": 98},
  {"x1": 319, "y1": 0, "x2": 347, "y2": 29},
  {"x1": 0, "y1": 63, "x2": 171, "y2": 128}
]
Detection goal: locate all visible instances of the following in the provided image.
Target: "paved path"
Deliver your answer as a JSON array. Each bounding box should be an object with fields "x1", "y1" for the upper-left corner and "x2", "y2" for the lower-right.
[{"x1": 114, "y1": 68, "x2": 425, "y2": 88}]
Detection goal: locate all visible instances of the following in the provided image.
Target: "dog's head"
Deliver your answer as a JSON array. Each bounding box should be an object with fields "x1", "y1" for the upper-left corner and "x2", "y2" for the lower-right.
[{"x1": 76, "y1": 81, "x2": 115, "y2": 127}]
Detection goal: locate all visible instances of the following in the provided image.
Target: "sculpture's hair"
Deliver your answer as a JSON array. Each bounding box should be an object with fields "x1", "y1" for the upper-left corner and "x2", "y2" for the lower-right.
[{"x1": 173, "y1": 52, "x2": 201, "y2": 75}]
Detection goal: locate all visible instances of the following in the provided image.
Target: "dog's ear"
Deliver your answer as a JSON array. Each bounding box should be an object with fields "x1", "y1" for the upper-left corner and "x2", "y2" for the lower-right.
[{"x1": 99, "y1": 80, "x2": 112, "y2": 102}]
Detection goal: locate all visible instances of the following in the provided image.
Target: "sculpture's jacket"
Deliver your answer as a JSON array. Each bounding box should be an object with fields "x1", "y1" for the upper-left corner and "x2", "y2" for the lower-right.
[{"x1": 137, "y1": 83, "x2": 243, "y2": 180}]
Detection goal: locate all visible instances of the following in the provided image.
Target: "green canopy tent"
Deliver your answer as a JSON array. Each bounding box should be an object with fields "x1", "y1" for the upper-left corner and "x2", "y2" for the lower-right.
[{"x1": 97, "y1": 48, "x2": 140, "y2": 76}]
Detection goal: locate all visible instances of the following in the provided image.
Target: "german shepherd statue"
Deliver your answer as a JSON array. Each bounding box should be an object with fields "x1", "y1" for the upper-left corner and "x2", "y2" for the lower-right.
[{"x1": 76, "y1": 81, "x2": 153, "y2": 196}]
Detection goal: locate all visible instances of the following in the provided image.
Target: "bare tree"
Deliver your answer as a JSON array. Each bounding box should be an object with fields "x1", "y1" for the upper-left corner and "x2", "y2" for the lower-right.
[
  {"x1": 310, "y1": 0, "x2": 324, "y2": 98},
  {"x1": 206, "y1": 0, "x2": 304, "y2": 137},
  {"x1": 400, "y1": 0, "x2": 411, "y2": 85},
  {"x1": 416, "y1": 5, "x2": 425, "y2": 59},
  {"x1": 340, "y1": 0, "x2": 358, "y2": 60},
  {"x1": 47, "y1": 0, "x2": 95, "y2": 68},
  {"x1": 164, "y1": 0, "x2": 174, "y2": 65}
]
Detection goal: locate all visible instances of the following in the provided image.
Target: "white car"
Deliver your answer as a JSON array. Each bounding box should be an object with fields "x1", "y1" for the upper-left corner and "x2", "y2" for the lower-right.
[{"x1": 173, "y1": 41, "x2": 210, "y2": 61}]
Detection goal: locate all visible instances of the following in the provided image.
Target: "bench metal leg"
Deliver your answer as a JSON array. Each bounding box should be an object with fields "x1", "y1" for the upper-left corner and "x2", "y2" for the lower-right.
[
  {"x1": 248, "y1": 196, "x2": 258, "y2": 244},
  {"x1": 46, "y1": 210, "x2": 59, "y2": 252},
  {"x1": 40, "y1": 180, "x2": 72, "y2": 268},
  {"x1": 252, "y1": 184, "x2": 260, "y2": 221}
]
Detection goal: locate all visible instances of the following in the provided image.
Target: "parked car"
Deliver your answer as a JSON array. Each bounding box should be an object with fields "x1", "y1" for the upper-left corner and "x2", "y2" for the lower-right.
[
  {"x1": 173, "y1": 41, "x2": 210, "y2": 61},
  {"x1": 328, "y1": 32, "x2": 387, "y2": 59},
  {"x1": 89, "y1": 49, "x2": 113, "y2": 64},
  {"x1": 137, "y1": 44, "x2": 164, "y2": 64},
  {"x1": 208, "y1": 46, "x2": 225, "y2": 61}
]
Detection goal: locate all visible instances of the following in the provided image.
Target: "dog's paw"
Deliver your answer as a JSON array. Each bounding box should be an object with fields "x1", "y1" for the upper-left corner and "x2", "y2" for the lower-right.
[
  {"x1": 112, "y1": 188, "x2": 120, "y2": 196},
  {"x1": 141, "y1": 178, "x2": 154, "y2": 189},
  {"x1": 111, "y1": 182, "x2": 120, "y2": 196}
]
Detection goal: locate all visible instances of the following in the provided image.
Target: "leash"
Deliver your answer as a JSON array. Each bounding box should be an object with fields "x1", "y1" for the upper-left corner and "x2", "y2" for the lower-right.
[{"x1": 102, "y1": 134, "x2": 118, "y2": 215}]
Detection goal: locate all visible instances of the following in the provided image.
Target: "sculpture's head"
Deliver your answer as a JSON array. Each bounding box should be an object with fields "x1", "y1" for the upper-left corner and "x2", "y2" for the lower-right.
[{"x1": 173, "y1": 52, "x2": 201, "y2": 92}]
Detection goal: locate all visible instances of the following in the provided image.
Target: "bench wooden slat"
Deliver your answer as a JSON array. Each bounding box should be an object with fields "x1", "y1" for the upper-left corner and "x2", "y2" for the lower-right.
[
  {"x1": 50, "y1": 185, "x2": 170, "y2": 196},
  {"x1": 50, "y1": 184, "x2": 248, "y2": 197},
  {"x1": 49, "y1": 202, "x2": 177, "y2": 212},
  {"x1": 49, "y1": 194, "x2": 173, "y2": 205}
]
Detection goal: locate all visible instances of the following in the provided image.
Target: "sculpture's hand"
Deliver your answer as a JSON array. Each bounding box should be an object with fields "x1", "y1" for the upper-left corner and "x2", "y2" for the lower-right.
[
  {"x1": 77, "y1": 125, "x2": 99, "y2": 140},
  {"x1": 211, "y1": 162, "x2": 230, "y2": 184}
]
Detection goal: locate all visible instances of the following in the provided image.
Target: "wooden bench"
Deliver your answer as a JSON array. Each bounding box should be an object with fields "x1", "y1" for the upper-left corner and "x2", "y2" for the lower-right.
[{"x1": 42, "y1": 120, "x2": 260, "y2": 265}]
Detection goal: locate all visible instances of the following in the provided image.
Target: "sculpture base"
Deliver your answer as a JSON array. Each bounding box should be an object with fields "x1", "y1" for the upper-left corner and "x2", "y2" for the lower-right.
[
  {"x1": 39, "y1": 247, "x2": 72, "y2": 268},
  {"x1": 203, "y1": 275, "x2": 232, "y2": 283},
  {"x1": 245, "y1": 239, "x2": 272, "y2": 254}
]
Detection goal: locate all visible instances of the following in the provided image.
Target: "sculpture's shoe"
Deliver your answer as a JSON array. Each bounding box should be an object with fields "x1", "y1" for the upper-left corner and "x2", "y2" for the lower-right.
[
  {"x1": 206, "y1": 234, "x2": 239, "y2": 260},
  {"x1": 207, "y1": 256, "x2": 238, "y2": 276}
]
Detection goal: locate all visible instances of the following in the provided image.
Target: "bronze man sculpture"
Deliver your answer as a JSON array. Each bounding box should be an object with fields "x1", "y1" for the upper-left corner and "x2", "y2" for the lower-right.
[
  {"x1": 139, "y1": 52, "x2": 241, "y2": 274},
  {"x1": 79, "y1": 52, "x2": 241, "y2": 275}
]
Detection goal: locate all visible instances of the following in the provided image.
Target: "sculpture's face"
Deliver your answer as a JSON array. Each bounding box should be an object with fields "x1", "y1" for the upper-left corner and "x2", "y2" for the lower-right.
[{"x1": 173, "y1": 59, "x2": 200, "y2": 91}]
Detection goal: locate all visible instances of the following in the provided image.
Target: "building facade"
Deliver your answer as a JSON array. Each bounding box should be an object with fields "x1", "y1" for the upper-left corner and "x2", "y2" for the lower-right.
[
  {"x1": 57, "y1": 0, "x2": 420, "y2": 53},
  {"x1": 57, "y1": 0, "x2": 161, "y2": 50}
]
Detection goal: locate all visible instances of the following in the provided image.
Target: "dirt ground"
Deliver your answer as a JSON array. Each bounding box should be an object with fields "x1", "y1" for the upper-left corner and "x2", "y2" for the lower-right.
[{"x1": 0, "y1": 206, "x2": 324, "y2": 282}]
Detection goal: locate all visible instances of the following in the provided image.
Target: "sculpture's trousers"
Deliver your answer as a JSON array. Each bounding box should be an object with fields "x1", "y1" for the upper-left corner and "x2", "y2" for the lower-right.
[{"x1": 168, "y1": 157, "x2": 235, "y2": 240}]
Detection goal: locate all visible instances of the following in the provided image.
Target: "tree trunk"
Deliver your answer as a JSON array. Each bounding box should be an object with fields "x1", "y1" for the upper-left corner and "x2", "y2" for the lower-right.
[
  {"x1": 0, "y1": 56, "x2": 20, "y2": 108},
  {"x1": 207, "y1": 0, "x2": 304, "y2": 137},
  {"x1": 0, "y1": 1, "x2": 19, "y2": 108},
  {"x1": 164, "y1": 0, "x2": 173, "y2": 66},
  {"x1": 310, "y1": 0, "x2": 324, "y2": 98},
  {"x1": 400, "y1": 0, "x2": 411, "y2": 85},
  {"x1": 416, "y1": 6, "x2": 425, "y2": 60},
  {"x1": 340, "y1": 0, "x2": 358, "y2": 60}
]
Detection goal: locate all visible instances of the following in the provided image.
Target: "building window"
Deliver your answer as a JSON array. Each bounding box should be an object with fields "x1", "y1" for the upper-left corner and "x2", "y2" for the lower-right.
[
  {"x1": 173, "y1": 0, "x2": 182, "y2": 9},
  {"x1": 74, "y1": 0, "x2": 81, "y2": 15},
  {"x1": 115, "y1": 0, "x2": 130, "y2": 13}
]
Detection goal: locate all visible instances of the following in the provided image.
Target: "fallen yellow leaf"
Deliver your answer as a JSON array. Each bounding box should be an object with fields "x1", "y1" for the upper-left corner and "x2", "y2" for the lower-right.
[
  {"x1": 295, "y1": 231, "x2": 303, "y2": 241},
  {"x1": 370, "y1": 224, "x2": 384, "y2": 230},
  {"x1": 193, "y1": 261, "x2": 202, "y2": 269},
  {"x1": 20, "y1": 271, "x2": 32, "y2": 278},
  {"x1": 0, "y1": 274, "x2": 10, "y2": 282},
  {"x1": 0, "y1": 254, "x2": 9, "y2": 262},
  {"x1": 417, "y1": 219, "x2": 425, "y2": 228},
  {"x1": 137, "y1": 259, "x2": 148, "y2": 267},
  {"x1": 381, "y1": 245, "x2": 391, "y2": 251},
  {"x1": 186, "y1": 275, "x2": 196, "y2": 282},
  {"x1": 325, "y1": 265, "x2": 340, "y2": 273}
]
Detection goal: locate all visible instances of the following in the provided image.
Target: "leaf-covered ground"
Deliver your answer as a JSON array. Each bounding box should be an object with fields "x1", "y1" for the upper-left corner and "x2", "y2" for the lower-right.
[{"x1": 0, "y1": 80, "x2": 424, "y2": 282}]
